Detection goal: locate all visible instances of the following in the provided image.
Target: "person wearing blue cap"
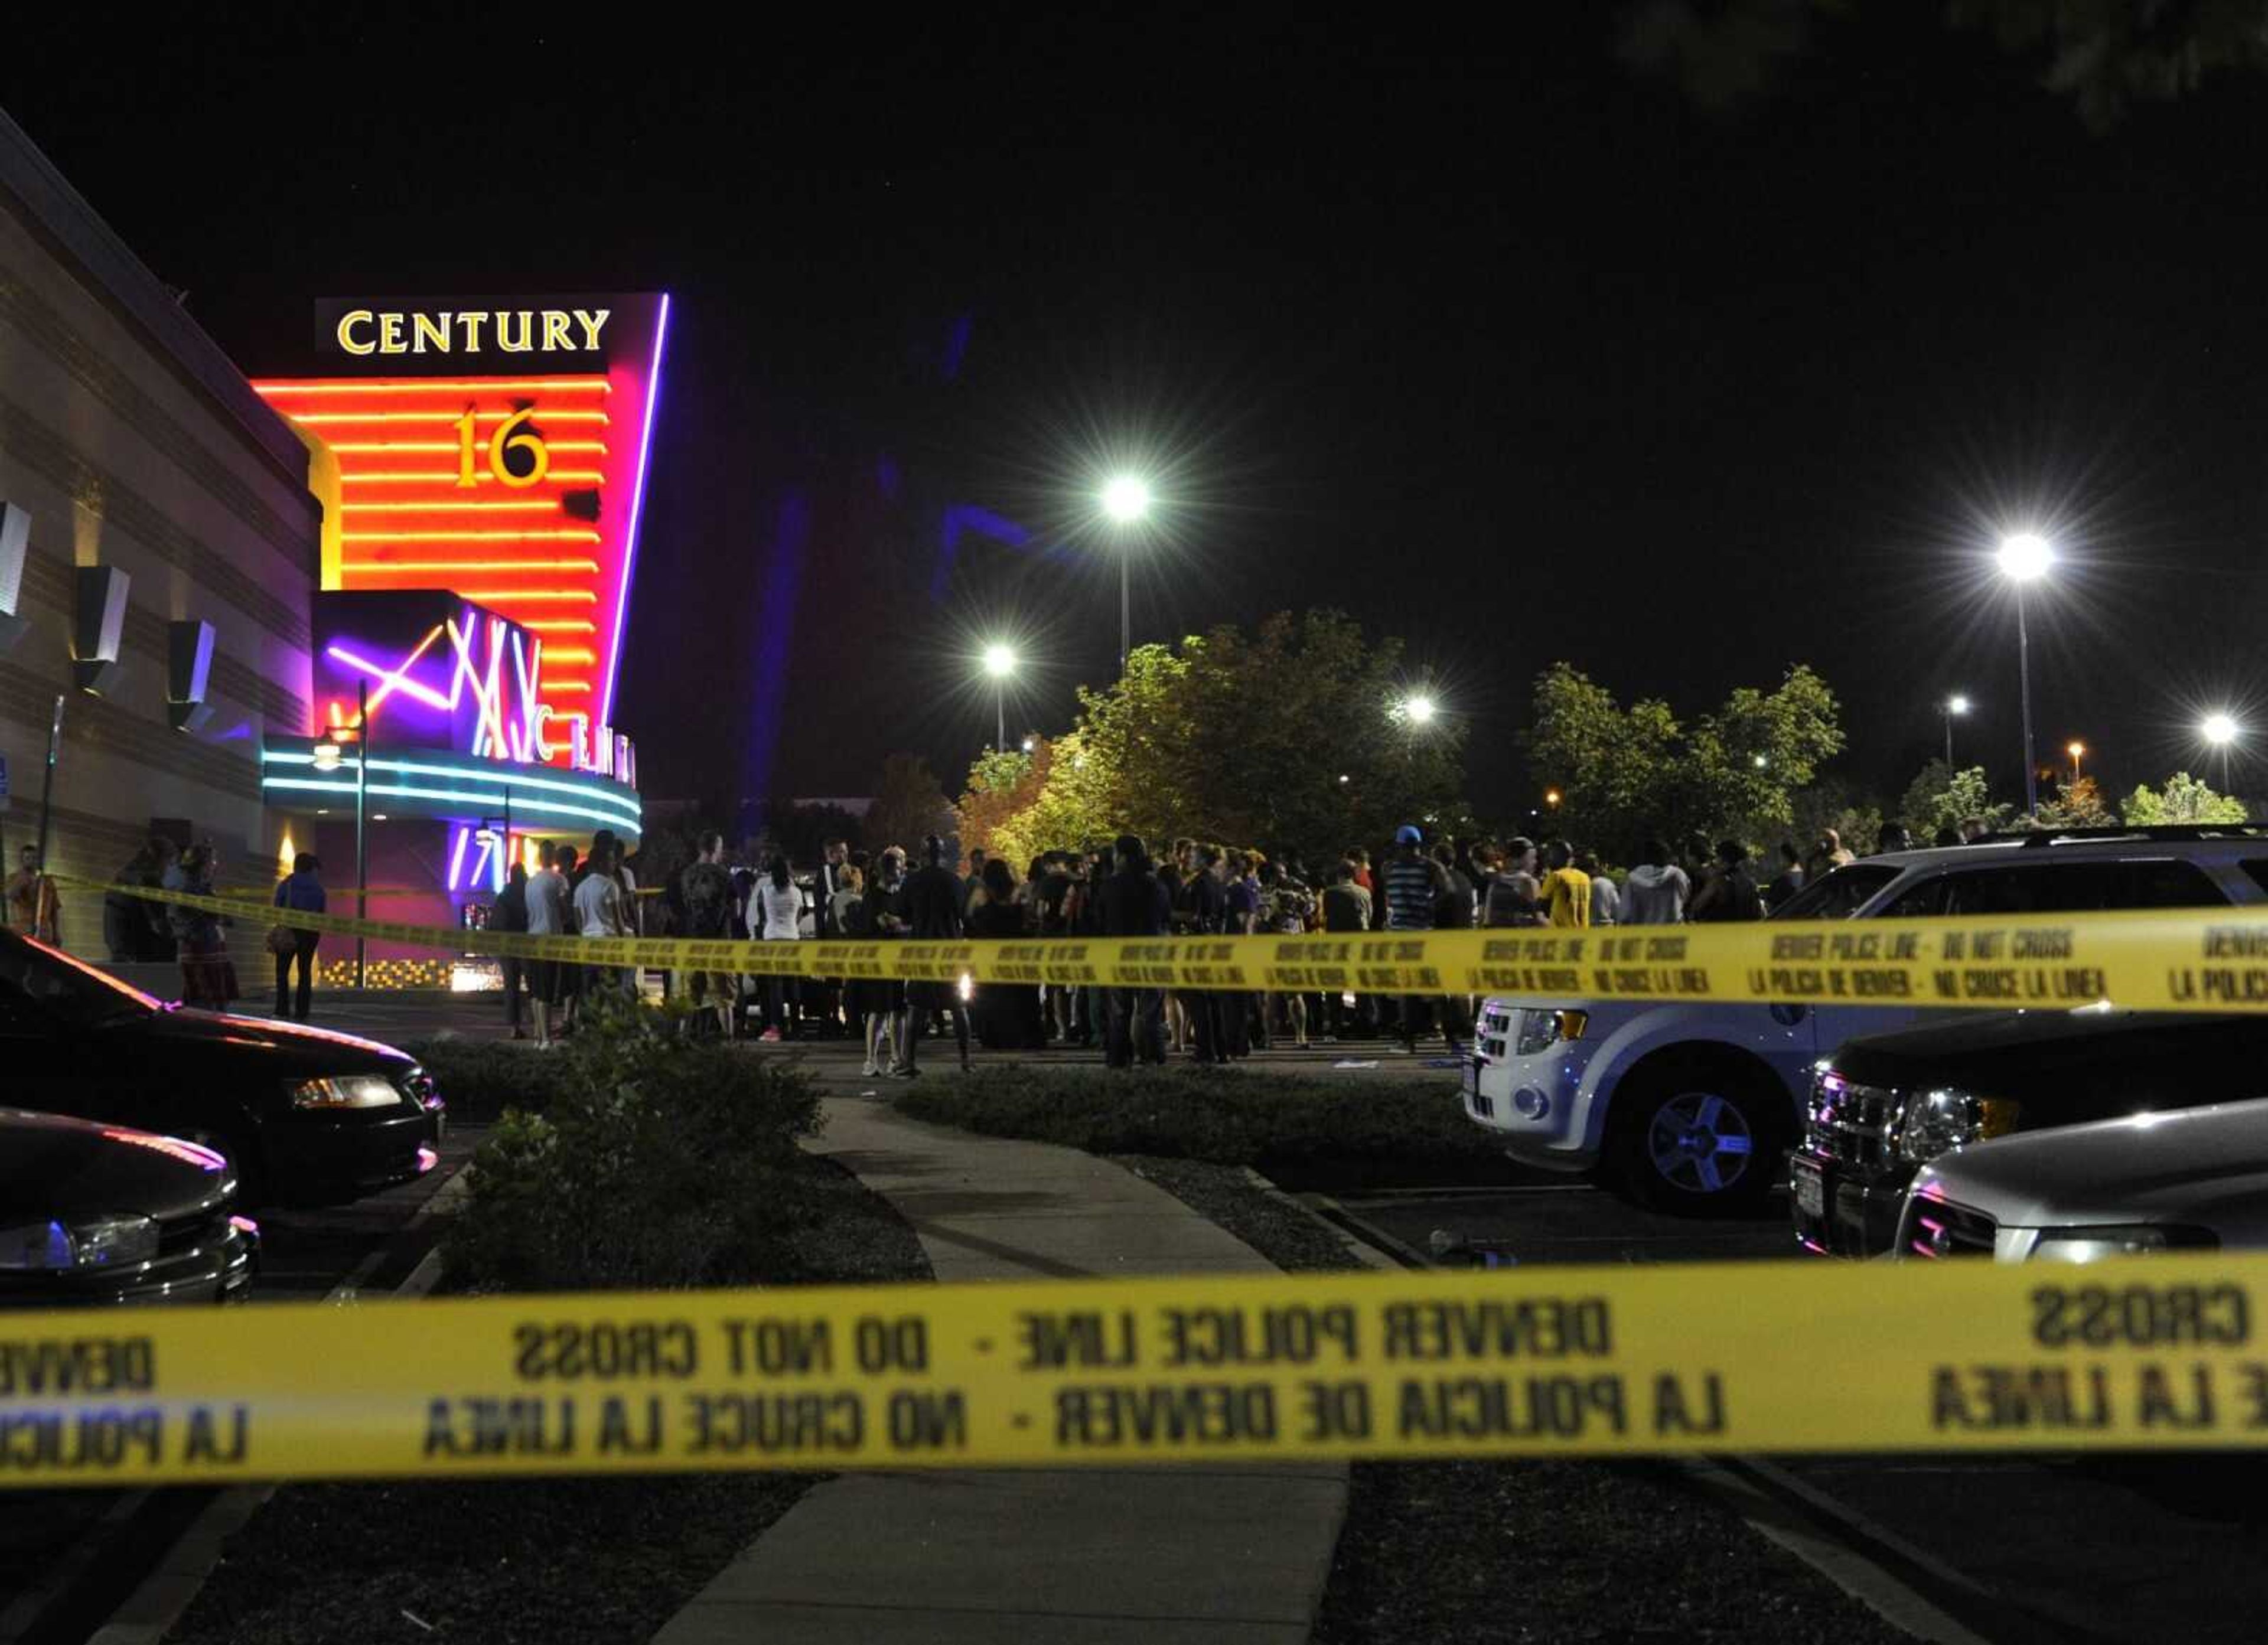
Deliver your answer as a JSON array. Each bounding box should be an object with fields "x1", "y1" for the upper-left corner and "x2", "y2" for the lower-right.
[{"x1": 1381, "y1": 824, "x2": 1442, "y2": 1053}]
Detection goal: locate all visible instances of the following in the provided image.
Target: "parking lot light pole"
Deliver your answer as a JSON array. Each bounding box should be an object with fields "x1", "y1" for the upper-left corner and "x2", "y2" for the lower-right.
[
  {"x1": 1942, "y1": 693, "x2": 1969, "y2": 768},
  {"x1": 1996, "y1": 535, "x2": 2053, "y2": 817},
  {"x1": 355, "y1": 678, "x2": 367, "y2": 990}
]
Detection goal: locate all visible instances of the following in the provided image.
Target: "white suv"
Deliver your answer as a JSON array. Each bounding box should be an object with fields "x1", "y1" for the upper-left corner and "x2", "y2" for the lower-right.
[{"x1": 1462, "y1": 828, "x2": 2268, "y2": 1213}]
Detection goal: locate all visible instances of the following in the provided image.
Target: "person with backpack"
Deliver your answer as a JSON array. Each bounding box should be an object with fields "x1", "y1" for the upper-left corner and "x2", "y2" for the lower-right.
[
  {"x1": 1481, "y1": 838, "x2": 1544, "y2": 927},
  {"x1": 679, "y1": 831, "x2": 737, "y2": 1039},
  {"x1": 1690, "y1": 840, "x2": 1764, "y2": 922}
]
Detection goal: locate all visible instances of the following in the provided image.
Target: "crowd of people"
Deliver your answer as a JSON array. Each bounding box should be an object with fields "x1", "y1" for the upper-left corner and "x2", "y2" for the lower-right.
[{"x1": 633, "y1": 812, "x2": 1973, "y2": 1068}]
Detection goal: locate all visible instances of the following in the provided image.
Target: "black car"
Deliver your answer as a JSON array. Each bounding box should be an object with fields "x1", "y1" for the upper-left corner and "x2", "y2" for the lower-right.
[
  {"x1": 1793, "y1": 1010, "x2": 2268, "y2": 1256},
  {"x1": 0, "y1": 931, "x2": 443, "y2": 1205},
  {"x1": 0, "y1": 1108, "x2": 256, "y2": 1305}
]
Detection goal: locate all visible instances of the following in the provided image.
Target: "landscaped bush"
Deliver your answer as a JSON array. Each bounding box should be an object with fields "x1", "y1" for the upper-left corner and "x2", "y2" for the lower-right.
[
  {"x1": 895, "y1": 1063, "x2": 1504, "y2": 1173},
  {"x1": 442, "y1": 998, "x2": 826, "y2": 1292},
  {"x1": 404, "y1": 1034, "x2": 582, "y2": 1122}
]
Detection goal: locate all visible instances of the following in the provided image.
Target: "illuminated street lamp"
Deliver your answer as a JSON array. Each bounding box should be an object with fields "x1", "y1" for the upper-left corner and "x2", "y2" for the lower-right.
[
  {"x1": 1997, "y1": 534, "x2": 2054, "y2": 816},
  {"x1": 981, "y1": 642, "x2": 1016, "y2": 750},
  {"x1": 1942, "y1": 693, "x2": 1970, "y2": 768},
  {"x1": 2066, "y1": 740, "x2": 2085, "y2": 784},
  {"x1": 1543, "y1": 788, "x2": 1562, "y2": 810},
  {"x1": 1100, "y1": 475, "x2": 1151, "y2": 675},
  {"x1": 1401, "y1": 694, "x2": 1437, "y2": 727},
  {"x1": 2204, "y1": 712, "x2": 2241, "y2": 787}
]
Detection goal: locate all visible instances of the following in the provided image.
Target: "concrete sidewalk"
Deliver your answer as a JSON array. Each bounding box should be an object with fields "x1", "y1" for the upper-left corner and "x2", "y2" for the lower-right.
[{"x1": 652, "y1": 1094, "x2": 1348, "y2": 1645}]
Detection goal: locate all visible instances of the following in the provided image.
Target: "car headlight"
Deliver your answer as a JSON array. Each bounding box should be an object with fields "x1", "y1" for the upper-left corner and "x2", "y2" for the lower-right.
[
  {"x1": 1513, "y1": 1009, "x2": 1588, "y2": 1057},
  {"x1": 289, "y1": 1073, "x2": 404, "y2": 1109},
  {"x1": 0, "y1": 1214, "x2": 161, "y2": 1271},
  {"x1": 2031, "y1": 1225, "x2": 2218, "y2": 1263},
  {"x1": 1895, "y1": 1087, "x2": 2021, "y2": 1164}
]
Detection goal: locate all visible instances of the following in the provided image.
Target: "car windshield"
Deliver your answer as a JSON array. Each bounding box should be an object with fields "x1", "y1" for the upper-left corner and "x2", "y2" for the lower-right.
[
  {"x1": 1769, "y1": 862, "x2": 1901, "y2": 920},
  {"x1": 0, "y1": 931, "x2": 161, "y2": 1026}
]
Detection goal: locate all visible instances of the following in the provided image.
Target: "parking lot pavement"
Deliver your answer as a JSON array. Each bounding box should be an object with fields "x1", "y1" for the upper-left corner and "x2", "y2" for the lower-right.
[
  {"x1": 1283, "y1": 1170, "x2": 2268, "y2": 1645},
  {"x1": 0, "y1": 1112, "x2": 480, "y2": 1644},
  {"x1": 246, "y1": 1117, "x2": 484, "y2": 1303}
]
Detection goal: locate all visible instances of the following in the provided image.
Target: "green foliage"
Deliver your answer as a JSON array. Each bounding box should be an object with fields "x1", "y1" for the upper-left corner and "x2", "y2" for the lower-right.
[
  {"x1": 2122, "y1": 772, "x2": 2248, "y2": 825},
  {"x1": 862, "y1": 752, "x2": 953, "y2": 855},
  {"x1": 951, "y1": 612, "x2": 1467, "y2": 866},
  {"x1": 1526, "y1": 662, "x2": 1844, "y2": 856},
  {"x1": 406, "y1": 1036, "x2": 581, "y2": 1124},
  {"x1": 2036, "y1": 774, "x2": 2114, "y2": 828},
  {"x1": 1896, "y1": 760, "x2": 2010, "y2": 838},
  {"x1": 895, "y1": 1064, "x2": 1507, "y2": 1171},
  {"x1": 443, "y1": 999, "x2": 825, "y2": 1292}
]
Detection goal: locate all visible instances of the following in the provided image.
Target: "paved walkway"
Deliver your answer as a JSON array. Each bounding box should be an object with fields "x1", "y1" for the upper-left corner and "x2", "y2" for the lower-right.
[{"x1": 652, "y1": 1095, "x2": 1348, "y2": 1645}]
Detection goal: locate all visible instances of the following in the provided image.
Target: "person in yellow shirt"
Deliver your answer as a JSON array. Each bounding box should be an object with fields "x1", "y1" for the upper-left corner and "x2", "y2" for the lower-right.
[{"x1": 1538, "y1": 840, "x2": 1591, "y2": 927}]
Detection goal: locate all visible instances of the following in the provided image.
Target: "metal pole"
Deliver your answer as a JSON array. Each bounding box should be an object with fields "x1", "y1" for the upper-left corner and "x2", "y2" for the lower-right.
[
  {"x1": 33, "y1": 693, "x2": 63, "y2": 870},
  {"x1": 355, "y1": 677, "x2": 368, "y2": 989},
  {"x1": 1119, "y1": 551, "x2": 1130, "y2": 676},
  {"x1": 2017, "y1": 589, "x2": 2038, "y2": 818},
  {"x1": 1943, "y1": 710, "x2": 1953, "y2": 771}
]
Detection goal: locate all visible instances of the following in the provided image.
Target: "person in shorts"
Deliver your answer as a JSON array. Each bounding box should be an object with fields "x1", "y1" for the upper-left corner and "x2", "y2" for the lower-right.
[{"x1": 523, "y1": 842, "x2": 568, "y2": 1047}]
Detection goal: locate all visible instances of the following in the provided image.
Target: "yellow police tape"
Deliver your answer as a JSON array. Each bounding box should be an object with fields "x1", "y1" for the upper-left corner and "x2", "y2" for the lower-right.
[
  {"x1": 58, "y1": 876, "x2": 2268, "y2": 1012},
  {"x1": 4, "y1": 1257, "x2": 2263, "y2": 1484}
]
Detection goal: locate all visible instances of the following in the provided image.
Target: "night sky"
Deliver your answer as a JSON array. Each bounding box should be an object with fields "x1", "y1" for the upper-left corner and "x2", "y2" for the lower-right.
[{"x1": 8, "y1": 9, "x2": 2268, "y2": 822}]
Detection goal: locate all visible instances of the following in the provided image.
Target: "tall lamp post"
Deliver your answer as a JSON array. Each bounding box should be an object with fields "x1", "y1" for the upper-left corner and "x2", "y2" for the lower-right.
[
  {"x1": 354, "y1": 677, "x2": 369, "y2": 989},
  {"x1": 2204, "y1": 713, "x2": 2240, "y2": 790},
  {"x1": 2067, "y1": 740, "x2": 2085, "y2": 786},
  {"x1": 1997, "y1": 533, "x2": 2053, "y2": 817},
  {"x1": 982, "y1": 643, "x2": 1016, "y2": 751},
  {"x1": 1101, "y1": 475, "x2": 1151, "y2": 675},
  {"x1": 1941, "y1": 693, "x2": 1970, "y2": 768}
]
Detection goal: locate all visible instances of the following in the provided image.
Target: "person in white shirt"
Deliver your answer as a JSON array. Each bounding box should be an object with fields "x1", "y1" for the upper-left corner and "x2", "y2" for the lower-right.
[
  {"x1": 523, "y1": 844, "x2": 568, "y2": 1047},
  {"x1": 1579, "y1": 850, "x2": 1620, "y2": 926},
  {"x1": 752, "y1": 855, "x2": 804, "y2": 1043},
  {"x1": 573, "y1": 843, "x2": 631, "y2": 998}
]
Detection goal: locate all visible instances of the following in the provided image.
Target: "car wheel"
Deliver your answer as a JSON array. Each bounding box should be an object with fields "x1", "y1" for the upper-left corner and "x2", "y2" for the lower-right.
[{"x1": 1609, "y1": 1059, "x2": 1788, "y2": 1215}]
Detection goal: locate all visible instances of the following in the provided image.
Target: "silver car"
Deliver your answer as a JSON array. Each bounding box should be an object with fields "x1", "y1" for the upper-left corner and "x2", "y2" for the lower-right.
[{"x1": 1896, "y1": 1097, "x2": 2268, "y2": 1261}]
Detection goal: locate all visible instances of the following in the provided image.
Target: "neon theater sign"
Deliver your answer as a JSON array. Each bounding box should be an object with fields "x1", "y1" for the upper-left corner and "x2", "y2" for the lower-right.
[{"x1": 254, "y1": 293, "x2": 663, "y2": 907}]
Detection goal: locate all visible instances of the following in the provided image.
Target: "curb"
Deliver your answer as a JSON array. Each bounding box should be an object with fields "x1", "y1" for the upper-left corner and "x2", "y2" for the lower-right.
[{"x1": 83, "y1": 1169, "x2": 471, "y2": 1645}]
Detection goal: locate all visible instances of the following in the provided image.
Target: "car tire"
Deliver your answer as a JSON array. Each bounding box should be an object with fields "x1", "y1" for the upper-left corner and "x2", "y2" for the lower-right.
[{"x1": 1606, "y1": 1056, "x2": 1790, "y2": 1215}]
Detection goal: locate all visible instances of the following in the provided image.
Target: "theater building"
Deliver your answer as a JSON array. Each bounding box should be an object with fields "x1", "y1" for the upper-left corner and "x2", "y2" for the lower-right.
[
  {"x1": 0, "y1": 108, "x2": 651, "y2": 988},
  {"x1": 252, "y1": 295, "x2": 662, "y2": 982},
  {"x1": 0, "y1": 110, "x2": 321, "y2": 980}
]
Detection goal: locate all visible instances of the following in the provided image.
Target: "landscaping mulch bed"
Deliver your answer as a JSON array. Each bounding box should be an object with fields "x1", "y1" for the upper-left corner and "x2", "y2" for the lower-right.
[{"x1": 170, "y1": 1156, "x2": 931, "y2": 1645}]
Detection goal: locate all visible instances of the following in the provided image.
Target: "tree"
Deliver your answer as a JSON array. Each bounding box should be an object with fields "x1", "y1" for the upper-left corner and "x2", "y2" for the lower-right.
[
  {"x1": 2035, "y1": 774, "x2": 2114, "y2": 828},
  {"x1": 950, "y1": 612, "x2": 1469, "y2": 869},
  {"x1": 1896, "y1": 760, "x2": 2010, "y2": 840},
  {"x1": 863, "y1": 753, "x2": 952, "y2": 856},
  {"x1": 952, "y1": 744, "x2": 1047, "y2": 859},
  {"x1": 753, "y1": 800, "x2": 863, "y2": 866},
  {"x1": 2122, "y1": 772, "x2": 2247, "y2": 825},
  {"x1": 1526, "y1": 662, "x2": 1844, "y2": 857}
]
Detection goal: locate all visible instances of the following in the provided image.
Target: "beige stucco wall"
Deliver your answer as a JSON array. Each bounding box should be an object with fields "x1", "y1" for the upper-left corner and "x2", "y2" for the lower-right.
[{"x1": 0, "y1": 169, "x2": 318, "y2": 980}]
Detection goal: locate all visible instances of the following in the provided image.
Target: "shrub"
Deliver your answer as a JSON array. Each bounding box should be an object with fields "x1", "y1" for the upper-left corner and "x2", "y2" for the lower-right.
[
  {"x1": 406, "y1": 1036, "x2": 582, "y2": 1122},
  {"x1": 443, "y1": 997, "x2": 825, "y2": 1292}
]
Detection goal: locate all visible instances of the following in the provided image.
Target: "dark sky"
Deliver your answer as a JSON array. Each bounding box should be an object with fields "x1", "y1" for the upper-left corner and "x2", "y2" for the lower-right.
[{"x1": 8, "y1": 8, "x2": 2268, "y2": 820}]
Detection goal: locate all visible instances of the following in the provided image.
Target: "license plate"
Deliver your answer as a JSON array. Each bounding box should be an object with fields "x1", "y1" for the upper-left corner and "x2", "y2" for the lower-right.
[{"x1": 1792, "y1": 1161, "x2": 1825, "y2": 1219}]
